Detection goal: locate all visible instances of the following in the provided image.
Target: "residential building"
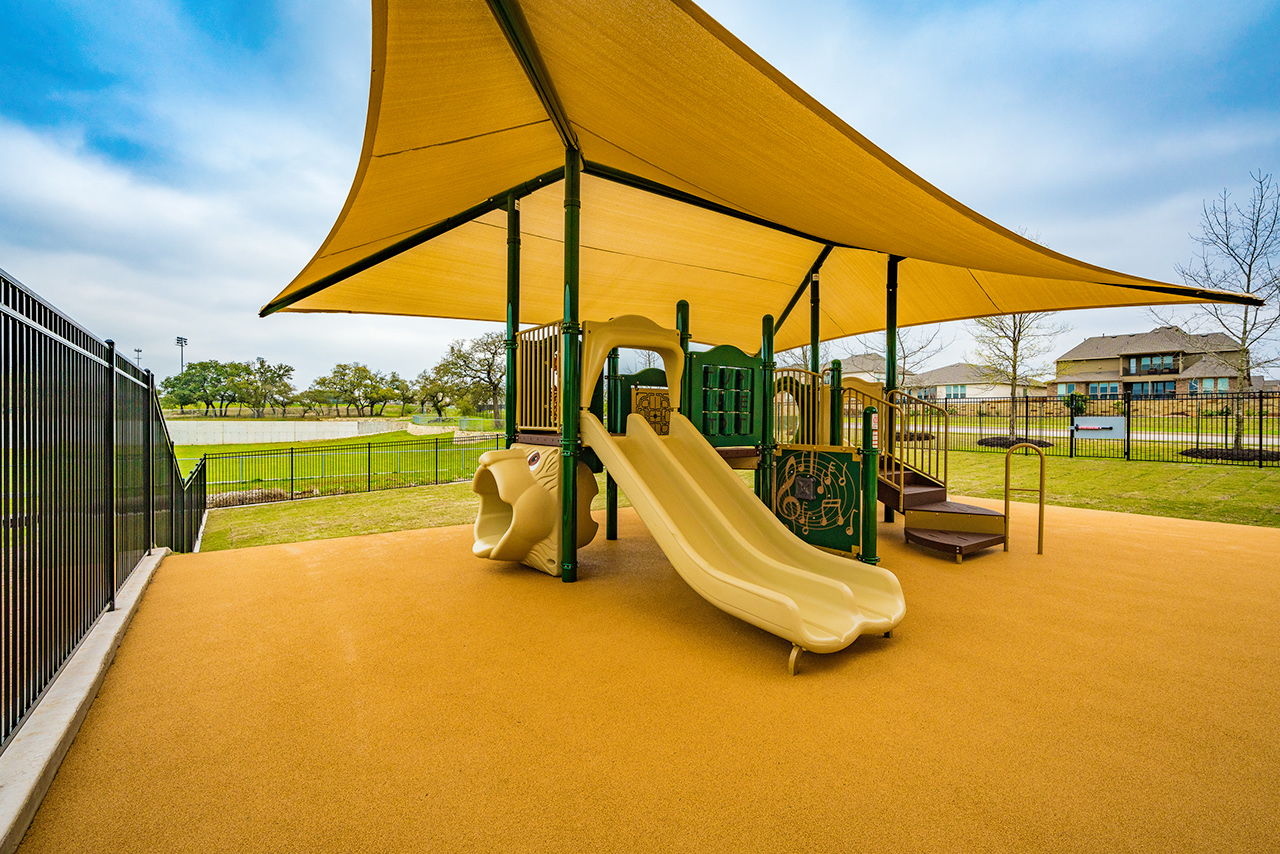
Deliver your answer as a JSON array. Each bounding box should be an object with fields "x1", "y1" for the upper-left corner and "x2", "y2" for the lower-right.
[
  {"x1": 902, "y1": 362, "x2": 1046, "y2": 400},
  {"x1": 1053, "y1": 326, "x2": 1248, "y2": 398}
]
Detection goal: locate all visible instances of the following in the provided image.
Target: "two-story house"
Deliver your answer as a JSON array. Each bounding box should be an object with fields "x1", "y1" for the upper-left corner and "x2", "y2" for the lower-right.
[{"x1": 1053, "y1": 327, "x2": 1246, "y2": 398}]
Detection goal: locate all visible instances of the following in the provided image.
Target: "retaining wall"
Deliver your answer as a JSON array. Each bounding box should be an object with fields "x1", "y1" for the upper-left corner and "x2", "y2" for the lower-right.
[{"x1": 166, "y1": 420, "x2": 400, "y2": 445}]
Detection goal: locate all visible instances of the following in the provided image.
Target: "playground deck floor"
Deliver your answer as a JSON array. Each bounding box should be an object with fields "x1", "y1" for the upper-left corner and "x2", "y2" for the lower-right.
[{"x1": 18, "y1": 501, "x2": 1280, "y2": 853}]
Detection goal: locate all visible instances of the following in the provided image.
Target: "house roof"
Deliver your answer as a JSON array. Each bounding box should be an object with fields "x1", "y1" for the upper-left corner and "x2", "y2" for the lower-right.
[
  {"x1": 1179, "y1": 353, "x2": 1244, "y2": 379},
  {"x1": 904, "y1": 363, "x2": 993, "y2": 387},
  {"x1": 258, "y1": 0, "x2": 1261, "y2": 354},
  {"x1": 841, "y1": 352, "x2": 887, "y2": 375},
  {"x1": 1057, "y1": 327, "x2": 1240, "y2": 362}
]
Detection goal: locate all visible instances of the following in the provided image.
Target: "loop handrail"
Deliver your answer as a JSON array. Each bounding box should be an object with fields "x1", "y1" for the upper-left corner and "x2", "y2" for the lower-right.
[{"x1": 1003, "y1": 443, "x2": 1046, "y2": 555}]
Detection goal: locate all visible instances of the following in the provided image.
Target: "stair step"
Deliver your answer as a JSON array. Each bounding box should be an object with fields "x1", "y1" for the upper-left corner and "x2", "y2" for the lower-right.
[
  {"x1": 901, "y1": 485, "x2": 947, "y2": 507},
  {"x1": 905, "y1": 528, "x2": 1006, "y2": 562},
  {"x1": 905, "y1": 501, "x2": 1005, "y2": 536}
]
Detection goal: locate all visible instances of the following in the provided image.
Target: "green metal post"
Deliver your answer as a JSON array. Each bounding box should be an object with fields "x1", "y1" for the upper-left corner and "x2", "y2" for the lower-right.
[
  {"x1": 885, "y1": 256, "x2": 901, "y2": 394},
  {"x1": 560, "y1": 148, "x2": 582, "y2": 582},
  {"x1": 857, "y1": 406, "x2": 880, "y2": 565},
  {"x1": 505, "y1": 194, "x2": 520, "y2": 448},
  {"x1": 606, "y1": 348, "x2": 620, "y2": 540},
  {"x1": 829, "y1": 359, "x2": 843, "y2": 445},
  {"x1": 676, "y1": 300, "x2": 691, "y2": 418},
  {"x1": 810, "y1": 271, "x2": 821, "y2": 375},
  {"x1": 884, "y1": 255, "x2": 902, "y2": 522},
  {"x1": 758, "y1": 315, "x2": 776, "y2": 507}
]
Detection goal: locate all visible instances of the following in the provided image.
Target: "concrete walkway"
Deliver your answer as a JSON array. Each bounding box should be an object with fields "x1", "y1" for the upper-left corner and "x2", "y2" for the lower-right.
[{"x1": 16, "y1": 503, "x2": 1280, "y2": 853}]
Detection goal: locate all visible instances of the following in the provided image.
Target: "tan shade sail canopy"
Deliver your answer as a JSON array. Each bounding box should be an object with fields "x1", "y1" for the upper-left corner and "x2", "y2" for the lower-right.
[{"x1": 262, "y1": 0, "x2": 1259, "y2": 352}]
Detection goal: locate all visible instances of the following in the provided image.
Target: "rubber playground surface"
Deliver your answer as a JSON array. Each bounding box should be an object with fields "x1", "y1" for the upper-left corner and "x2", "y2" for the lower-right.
[{"x1": 20, "y1": 501, "x2": 1280, "y2": 853}]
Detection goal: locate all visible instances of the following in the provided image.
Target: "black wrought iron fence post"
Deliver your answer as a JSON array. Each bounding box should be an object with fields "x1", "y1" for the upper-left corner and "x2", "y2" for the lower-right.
[
  {"x1": 104, "y1": 340, "x2": 117, "y2": 611},
  {"x1": 290, "y1": 447, "x2": 295, "y2": 499},
  {"x1": 1261, "y1": 391, "x2": 1266, "y2": 469},
  {"x1": 1123, "y1": 391, "x2": 1132, "y2": 461},
  {"x1": 145, "y1": 370, "x2": 154, "y2": 551},
  {"x1": 367, "y1": 442, "x2": 372, "y2": 492}
]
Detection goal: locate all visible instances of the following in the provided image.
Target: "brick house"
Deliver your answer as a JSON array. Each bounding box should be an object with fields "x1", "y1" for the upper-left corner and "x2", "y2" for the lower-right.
[{"x1": 1053, "y1": 326, "x2": 1247, "y2": 398}]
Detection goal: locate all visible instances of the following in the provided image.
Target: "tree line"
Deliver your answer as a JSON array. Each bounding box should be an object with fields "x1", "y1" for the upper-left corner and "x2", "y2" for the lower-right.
[{"x1": 159, "y1": 332, "x2": 507, "y2": 418}]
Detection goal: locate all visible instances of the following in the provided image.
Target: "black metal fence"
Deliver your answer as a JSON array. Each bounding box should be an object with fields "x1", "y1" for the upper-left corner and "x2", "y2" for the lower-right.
[
  {"x1": 939, "y1": 392, "x2": 1279, "y2": 466},
  {"x1": 201, "y1": 433, "x2": 504, "y2": 507},
  {"x1": 2, "y1": 269, "x2": 205, "y2": 750}
]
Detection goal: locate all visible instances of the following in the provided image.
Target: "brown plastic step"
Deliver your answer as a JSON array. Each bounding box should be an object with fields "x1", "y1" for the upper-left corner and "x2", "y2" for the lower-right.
[
  {"x1": 901, "y1": 484, "x2": 947, "y2": 507},
  {"x1": 905, "y1": 501, "x2": 1005, "y2": 535},
  {"x1": 904, "y1": 528, "x2": 1006, "y2": 563}
]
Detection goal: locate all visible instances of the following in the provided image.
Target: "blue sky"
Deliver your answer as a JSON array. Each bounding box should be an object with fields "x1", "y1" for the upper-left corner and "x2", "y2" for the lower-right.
[{"x1": 1, "y1": 0, "x2": 1277, "y2": 384}]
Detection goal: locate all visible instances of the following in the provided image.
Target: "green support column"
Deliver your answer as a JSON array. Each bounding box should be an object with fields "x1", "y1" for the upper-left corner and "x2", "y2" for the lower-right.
[
  {"x1": 829, "y1": 359, "x2": 843, "y2": 445},
  {"x1": 606, "y1": 348, "x2": 620, "y2": 540},
  {"x1": 505, "y1": 195, "x2": 521, "y2": 448},
  {"x1": 857, "y1": 406, "x2": 880, "y2": 565},
  {"x1": 885, "y1": 256, "x2": 902, "y2": 394},
  {"x1": 560, "y1": 149, "x2": 582, "y2": 582},
  {"x1": 758, "y1": 315, "x2": 776, "y2": 507},
  {"x1": 676, "y1": 300, "x2": 691, "y2": 418},
  {"x1": 809, "y1": 270, "x2": 821, "y2": 375},
  {"x1": 884, "y1": 255, "x2": 902, "y2": 522}
]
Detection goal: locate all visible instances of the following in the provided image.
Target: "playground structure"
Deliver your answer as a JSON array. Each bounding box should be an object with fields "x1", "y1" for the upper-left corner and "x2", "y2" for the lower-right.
[
  {"x1": 474, "y1": 312, "x2": 904, "y2": 667},
  {"x1": 257, "y1": 0, "x2": 1262, "y2": 663}
]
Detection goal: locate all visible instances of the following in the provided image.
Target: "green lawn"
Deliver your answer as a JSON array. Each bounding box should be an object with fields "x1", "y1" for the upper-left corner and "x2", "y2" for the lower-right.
[
  {"x1": 176, "y1": 429, "x2": 451, "y2": 474},
  {"x1": 946, "y1": 450, "x2": 1280, "y2": 528},
  {"x1": 198, "y1": 454, "x2": 1279, "y2": 553}
]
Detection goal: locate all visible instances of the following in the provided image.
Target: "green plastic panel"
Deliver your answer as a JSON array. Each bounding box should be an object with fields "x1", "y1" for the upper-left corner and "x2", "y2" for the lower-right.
[
  {"x1": 687, "y1": 345, "x2": 764, "y2": 448},
  {"x1": 773, "y1": 447, "x2": 861, "y2": 553}
]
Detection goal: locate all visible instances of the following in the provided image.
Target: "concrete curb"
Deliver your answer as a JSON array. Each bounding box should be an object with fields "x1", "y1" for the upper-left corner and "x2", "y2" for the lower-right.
[{"x1": 0, "y1": 548, "x2": 170, "y2": 854}]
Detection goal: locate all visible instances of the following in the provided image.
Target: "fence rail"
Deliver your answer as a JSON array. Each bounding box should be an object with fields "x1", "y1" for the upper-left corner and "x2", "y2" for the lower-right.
[
  {"x1": 939, "y1": 392, "x2": 1279, "y2": 466},
  {"x1": 201, "y1": 433, "x2": 504, "y2": 507}
]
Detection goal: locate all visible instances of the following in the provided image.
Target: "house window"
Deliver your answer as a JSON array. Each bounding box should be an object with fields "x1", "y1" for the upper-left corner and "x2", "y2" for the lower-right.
[
  {"x1": 945, "y1": 385, "x2": 967, "y2": 399},
  {"x1": 1189, "y1": 380, "x2": 1198, "y2": 394},
  {"x1": 1057, "y1": 383, "x2": 1067, "y2": 395},
  {"x1": 1141, "y1": 356, "x2": 1151, "y2": 372},
  {"x1": 1089, "y1": 382, "x2": 1119, "y2": 399},
  {"x1": 1128, "y1": 358, "x2": 1137, "y2": 374},
  {"x1": 1163, "y1": 354, "x2": 1174, "y2": 371}
]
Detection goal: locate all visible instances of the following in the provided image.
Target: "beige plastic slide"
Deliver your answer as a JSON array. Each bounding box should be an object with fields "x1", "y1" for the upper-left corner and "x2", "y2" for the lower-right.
[{"x1": 581, "y1": 410, "x2": 905, "y2": 654}]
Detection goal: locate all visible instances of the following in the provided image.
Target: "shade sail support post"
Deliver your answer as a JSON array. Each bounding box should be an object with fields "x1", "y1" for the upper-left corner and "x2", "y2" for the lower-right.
[
  {"x1": 676, "y1": 300, "x2": 691, "y2": 418},
  {"x1": 606, "y1": 347, "x2": 620, "y2": 540},
  {"x1": 758, "y1": 315, "x2": 776, "y2": 507},
  {"x1": 884, "y1": 255, "x2": 903, "y2": 523},
  {"x1": 809, "y1": 270, "x2": 821, "y2": 375},
  {"x1": 484, "y1": 0, "x2": 578, "y2": 150},
  {"x1": 885, "y1": 255, "x2": 903, "y2": 394},
  {"x1": 505, "y1": 194, "x2": 521, "y2": 449},
  {"x1": 560, "y1": 148, "x2": 582, "y2": 582}
]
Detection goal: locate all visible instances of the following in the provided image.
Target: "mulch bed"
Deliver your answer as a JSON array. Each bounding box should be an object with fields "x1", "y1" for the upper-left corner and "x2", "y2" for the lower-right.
[
  {"x1": 976, "y1": 436, "x2": 1054, "y2": 449},
  {"x1": 1179, "y1": 448, "x2": 1280, "y2": 462}
]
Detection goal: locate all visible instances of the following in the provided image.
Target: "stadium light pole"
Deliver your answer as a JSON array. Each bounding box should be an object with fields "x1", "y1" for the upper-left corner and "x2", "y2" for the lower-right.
[{"x1": 175, "y1": 336, "x2": 187, "y2": 371}]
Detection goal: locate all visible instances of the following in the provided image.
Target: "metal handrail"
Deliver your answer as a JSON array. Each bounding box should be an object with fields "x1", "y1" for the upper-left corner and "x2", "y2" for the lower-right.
[
  {"x1": 887, "y1": 389, "x2": 949, "y2": 492},
  {"x1": 840, "y1": 383, "x2": 905, "y2": 509},
  {"x1": 1004, "y1": 443, "x2": 1046, "y2": 555}
]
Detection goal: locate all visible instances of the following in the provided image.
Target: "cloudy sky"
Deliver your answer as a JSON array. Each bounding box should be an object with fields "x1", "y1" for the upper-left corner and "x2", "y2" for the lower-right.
[{"x1": 2, "y1": 0, "x2": 1277, "y2": 386}]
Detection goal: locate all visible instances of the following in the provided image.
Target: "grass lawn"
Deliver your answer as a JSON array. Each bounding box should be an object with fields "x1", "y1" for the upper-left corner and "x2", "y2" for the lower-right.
[
  {"x1": 198, "y1": 454, "x2": 1279, "y2": 552},
  {"x1": 947, "y1": 450, "x2": 1280, "y2": 528},
  {"x1": 176, "y1": 429, "x2": 447, "y2": 472}
]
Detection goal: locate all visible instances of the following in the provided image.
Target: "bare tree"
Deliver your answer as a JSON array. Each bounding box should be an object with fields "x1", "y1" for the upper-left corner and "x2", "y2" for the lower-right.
[
  {"x1": 1153, "y1": 170, "x2": 1279, "y2": 449},
  {"x1": 777, "y1": 341, "x2": 833, "y2": 371},
  {"x1": 844, "y1": 324, "x2": 953, "y2": 385},
  {"x1": 968, "y1": 313, "x2": 1070, "y2": 437}
]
